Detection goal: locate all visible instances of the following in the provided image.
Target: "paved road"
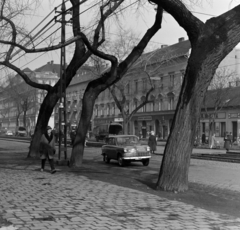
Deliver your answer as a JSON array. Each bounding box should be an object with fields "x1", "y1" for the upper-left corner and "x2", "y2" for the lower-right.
[{"x1": 0, "y1": 140, "x2": 240, "y2": 230}]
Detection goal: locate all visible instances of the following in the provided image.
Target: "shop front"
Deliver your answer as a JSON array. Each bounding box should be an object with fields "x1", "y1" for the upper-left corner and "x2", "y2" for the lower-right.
[{"x1": 131, "y1": 112, "x2": 174, "y2": 139}]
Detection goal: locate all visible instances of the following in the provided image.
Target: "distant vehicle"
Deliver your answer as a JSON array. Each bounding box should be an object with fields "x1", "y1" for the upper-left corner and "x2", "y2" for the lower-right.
[
  {"x1": 5, "y1": 130, "x2": 14, "y2": 136},
  {"x1": 93, "y1": 122, "x2": 122, "y2": 142},
  {"x1": 16, "y1": 127, "x2": 27, "y2": 137},
  {"x1": 101, "y1": 135, "x2": 151, "y2": 167}
]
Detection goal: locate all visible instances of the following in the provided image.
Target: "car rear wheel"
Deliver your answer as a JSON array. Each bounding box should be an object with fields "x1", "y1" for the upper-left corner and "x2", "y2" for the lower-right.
[
  {"x1": 103, "y1": 154, "x2": 110, "y2": 163},
  {"x1": 142, "y1": 159, "x2": 150, "y2": 166},
  {"x1": 118, "y1": 155, "x2": 125, "y2": 167}
]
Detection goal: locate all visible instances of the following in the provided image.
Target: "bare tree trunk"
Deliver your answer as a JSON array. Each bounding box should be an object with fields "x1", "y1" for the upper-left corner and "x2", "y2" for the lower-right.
[
  {"x1": 70, "y1": 88, "x2": 97, "y2": 167},
  {"x1": 23, "y1": 111, "x2": 27, "y2": 128},
  {"x1": 122, "y1": 114, "x2": 128, "y2": 134},
  {"x1": 27, "y1": 92, "x2": 58, "y2": 157},
  {"x1": 156, "y1": 51, "x2": 220, "y2": 192}
]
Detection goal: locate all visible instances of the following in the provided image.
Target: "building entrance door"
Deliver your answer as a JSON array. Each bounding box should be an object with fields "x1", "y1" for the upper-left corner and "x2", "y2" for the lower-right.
[{"x1": 232, "y1": 121, "x2": 237, "y2": 143}]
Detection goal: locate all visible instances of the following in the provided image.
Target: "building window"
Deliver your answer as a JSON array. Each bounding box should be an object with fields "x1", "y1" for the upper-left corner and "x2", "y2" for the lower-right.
[
  {"x1": 135, "y1": 80, "x2": 138, "y2": 93},
  {"x1": 169, "y1": 73, "x2": 174, "y2": 87},
  {"x1": 159, "y1": 99, "x2": 163, "y2": 111},
  {"x1": 168, "y1": 97, "x2": 174, "y2": 110},
  {"x1": 142, "y1": 104, "x2": 146, "y2": 112},
  {"x1": 220, "y1": 122, "x2": 226, "y2": 137},
  {"x1": 160, "y1": 77, "x2": 164, "y2": 89},
  {"x1": 142, "y1": 78, "x2": 147, "y2": 91},
  {"x1": 95, "y1": 106, "x2": 99, "y2": 117},
  {"x1": 150, "y1": 102, "x2": 154, "y2": 111},
  {"x1": 107, "y1": 105, "x2": 110, "y2": 115}
]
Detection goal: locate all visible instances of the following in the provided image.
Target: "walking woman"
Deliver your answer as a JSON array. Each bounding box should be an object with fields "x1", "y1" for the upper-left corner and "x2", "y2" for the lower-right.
[
  {"x1": 148, "y1": 131, "x2": 157, "y2": 154},
  {"x1": 39, "y1": 126, "x2": 56, "y2": 174}
]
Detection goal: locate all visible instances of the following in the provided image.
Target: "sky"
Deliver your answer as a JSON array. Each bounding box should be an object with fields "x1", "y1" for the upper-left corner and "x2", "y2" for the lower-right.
[{"x1": 7, "y1": 0, "x2": 240, "y2": 73}]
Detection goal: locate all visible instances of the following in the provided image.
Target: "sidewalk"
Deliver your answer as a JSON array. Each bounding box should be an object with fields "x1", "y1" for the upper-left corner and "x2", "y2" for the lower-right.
[{"x1": 1, "y1": 151, "x2": 240, "y2": 229}]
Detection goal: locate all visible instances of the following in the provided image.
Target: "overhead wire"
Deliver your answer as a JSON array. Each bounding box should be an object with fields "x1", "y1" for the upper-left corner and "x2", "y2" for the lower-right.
[
  {"x1": 16, "y1": 0, "x2": 138, "y2": 71},
  {"x1": 0, "y1": 0, "x2": 232, "y2": 78}
]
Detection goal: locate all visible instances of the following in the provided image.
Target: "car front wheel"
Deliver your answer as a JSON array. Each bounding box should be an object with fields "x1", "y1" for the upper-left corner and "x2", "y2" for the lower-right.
[
  {"x1": 118, "y1": 155, "x2": 125, "y2": 167},
  {"x1": 142, "y1": 159, "x2": 150, "y2": 166}
]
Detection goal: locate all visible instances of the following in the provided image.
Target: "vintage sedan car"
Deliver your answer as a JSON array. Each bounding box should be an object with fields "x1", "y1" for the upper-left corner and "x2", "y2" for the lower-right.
[{"x1": 101, "y1": 135, "x2": 151, "y2": 166}]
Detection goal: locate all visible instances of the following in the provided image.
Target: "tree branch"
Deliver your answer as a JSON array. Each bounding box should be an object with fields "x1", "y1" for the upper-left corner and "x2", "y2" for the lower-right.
[
  {"x1": 0, "y1": 35, "x2": 81, "y2": 55},
  {"x1": 149, "y1": 0, "x2": 204, "y2": 42},
  {"x1": 1, "y1": 61, "x2": 52, "y2": 91}
]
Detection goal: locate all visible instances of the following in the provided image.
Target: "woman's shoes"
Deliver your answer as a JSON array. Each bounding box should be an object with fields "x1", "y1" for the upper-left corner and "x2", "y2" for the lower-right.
[{"x1": 51, "y1": 169, "x2": 56, "y2": 174}]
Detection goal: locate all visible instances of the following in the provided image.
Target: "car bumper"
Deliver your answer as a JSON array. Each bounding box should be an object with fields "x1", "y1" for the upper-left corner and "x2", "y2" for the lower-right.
[{"x1": 123, "y1": 156, "x2": 151, "y2": 160}]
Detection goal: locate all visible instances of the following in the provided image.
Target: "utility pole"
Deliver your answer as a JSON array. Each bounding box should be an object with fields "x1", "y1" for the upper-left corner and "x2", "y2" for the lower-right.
[{"x1": 56, "y1": 0, "x2": 68, "y2": 165}]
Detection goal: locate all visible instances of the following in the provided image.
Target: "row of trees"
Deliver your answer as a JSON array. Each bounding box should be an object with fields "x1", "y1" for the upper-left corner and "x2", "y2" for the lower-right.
[
  {"x1": 0, "y1": 73, "x2": 37, "y2": 130},
  {"x1": 1, "y1": 0, "x2": 240, "y2": 192}
]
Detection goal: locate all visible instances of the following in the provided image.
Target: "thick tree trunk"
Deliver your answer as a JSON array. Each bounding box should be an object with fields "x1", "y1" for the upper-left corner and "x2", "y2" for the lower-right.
[
  {"x1": 27, "y1": 92, "x2": 58, "y2": 157},
  {"x1": 156, "y1": 100, "x2": 197, "y2": 191},
  {"x1": 70, "y1": 88, "x2": 97, "y2": 167},
  {"x1": 156, "y1": 46, "x2": 226, "y2": 192}
]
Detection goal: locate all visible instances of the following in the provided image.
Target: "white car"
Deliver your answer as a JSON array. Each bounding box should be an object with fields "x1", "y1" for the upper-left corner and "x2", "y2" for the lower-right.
[{"x1": 5, "y1": 130, "x2": 14, "y2": 136}]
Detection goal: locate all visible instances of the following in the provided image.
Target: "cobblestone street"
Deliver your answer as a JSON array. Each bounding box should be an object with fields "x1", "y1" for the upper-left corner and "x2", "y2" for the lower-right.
[
  {"x1": 0, "y1": 162, "x2": 240, "y2": 230},
  {"x1": 0, "y1": 140, "x2": 240, "y2": 230}
]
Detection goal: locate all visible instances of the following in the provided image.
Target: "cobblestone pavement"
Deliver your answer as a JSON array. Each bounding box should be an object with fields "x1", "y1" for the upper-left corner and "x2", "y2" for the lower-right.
[{"x1": 1, "y1": 163, "x2": 240, "y2": 230}]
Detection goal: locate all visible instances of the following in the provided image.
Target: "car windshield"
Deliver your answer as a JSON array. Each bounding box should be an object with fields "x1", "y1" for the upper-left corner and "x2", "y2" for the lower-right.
[
  {"x1": 19, "y1": 127, "x2": 26, "y2": 131},
  {"x1": 116, "y1": 136, "x2": 140, "y2": 146}
]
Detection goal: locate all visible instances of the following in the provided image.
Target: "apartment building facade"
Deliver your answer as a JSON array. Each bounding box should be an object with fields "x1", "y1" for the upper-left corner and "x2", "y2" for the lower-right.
[{"x1": 93, "y1": 38, "x2": 190, "y2": 139}]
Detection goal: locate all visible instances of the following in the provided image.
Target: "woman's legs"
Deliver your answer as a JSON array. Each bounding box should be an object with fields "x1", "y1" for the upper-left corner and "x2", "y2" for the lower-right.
[
  {"x1": 41, "y1": 159, "x2": 46, "y2": 171},
  {"x1": 47, "y1": 156, "x2": 56, "y2": 174}
]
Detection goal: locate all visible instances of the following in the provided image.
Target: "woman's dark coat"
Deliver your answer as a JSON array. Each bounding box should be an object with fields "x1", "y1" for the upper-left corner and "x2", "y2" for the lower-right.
[
  {"x1": 39, "y1": 132, "x2": 55, "y2": 159},
  {"x1": 148, "y1": 134, "x2": 157, "y2": 151}
]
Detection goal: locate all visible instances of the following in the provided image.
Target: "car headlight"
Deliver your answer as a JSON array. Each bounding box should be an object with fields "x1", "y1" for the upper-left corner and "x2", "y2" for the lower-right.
[{"x1": 146, "y1": 146, "x2": 150, "y2": 151}]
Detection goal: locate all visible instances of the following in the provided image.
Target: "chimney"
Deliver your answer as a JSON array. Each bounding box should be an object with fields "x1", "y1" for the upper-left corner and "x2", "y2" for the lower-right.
[
  {"x1": 178, "y1": 37, "x2": 185, "y2": 42},
  {"x1": 161, "y1": 45, "x2": 168, "y2": 48}
]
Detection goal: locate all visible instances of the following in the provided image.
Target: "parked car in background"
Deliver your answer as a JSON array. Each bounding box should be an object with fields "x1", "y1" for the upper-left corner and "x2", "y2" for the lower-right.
[
  {"x1": 101, "y1": 135, "x2": 151, "y2": 167},
  {"x1": 5, "y1": 130, "x2": 14, "y2": 136},
  {"x1": 15, "y1": 127, "x2": 27, "y2": 137}
]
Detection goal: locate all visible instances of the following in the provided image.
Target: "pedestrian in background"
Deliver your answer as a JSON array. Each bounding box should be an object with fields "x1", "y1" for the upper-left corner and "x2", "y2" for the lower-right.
[
  {"x1": 201, "y1": 132, "x2": 206, "y2": 144},
  {"x1": 148, "y1": 131, "x2": 157, "y2": 154},
  {"x1": 39, "y1": 126, "x2": 56, "y2": 174},
  {"x1": 224, "y1": 132, "x2": 230, "y2": 152},
  {"x1": 210, "y1": 133, "x2": 216, "y2": 149},
  {"x1": 229, "y1": 132, "x2": 233, "y2": 147}
]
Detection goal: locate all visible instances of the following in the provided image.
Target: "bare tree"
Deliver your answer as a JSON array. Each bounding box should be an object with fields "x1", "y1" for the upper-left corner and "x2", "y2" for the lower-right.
[
  {"x1": 0, "y1": 0, "x2": 128, "y2": 157},
  {"x1": 3, "y1": 74, "x2": 36, "y2": 129},
  {"x1": 144, "y1": 0, "x2": 240, "y2": 192},
  {"x1": 69, "y1": 5, "x2": 164, "y2": 167}
]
